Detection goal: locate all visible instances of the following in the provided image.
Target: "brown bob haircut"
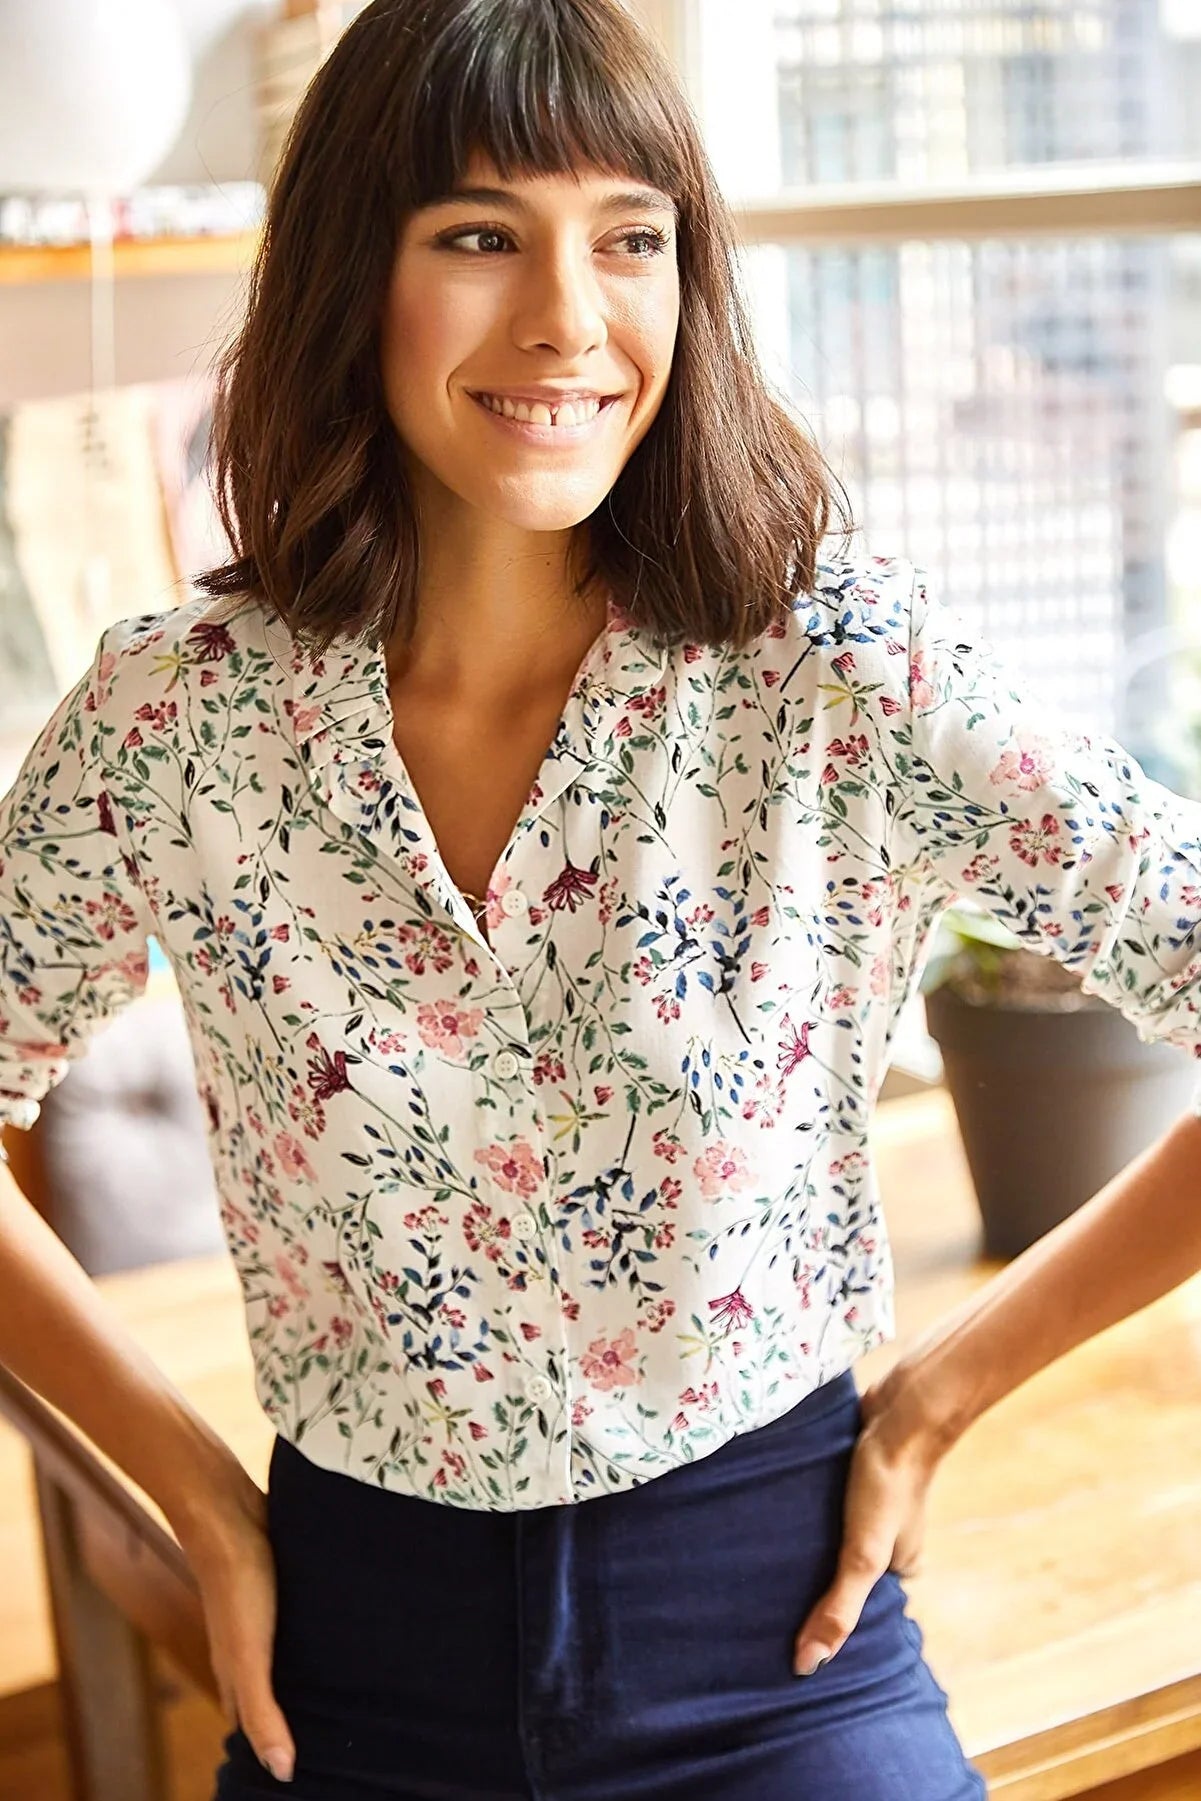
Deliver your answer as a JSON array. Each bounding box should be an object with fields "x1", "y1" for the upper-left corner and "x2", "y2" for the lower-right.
[{"x1": 193, "y1": 0, "x2": 851, "y2": 659}]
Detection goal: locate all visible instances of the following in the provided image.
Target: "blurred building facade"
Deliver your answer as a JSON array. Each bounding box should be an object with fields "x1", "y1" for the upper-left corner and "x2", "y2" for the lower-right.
[{"x1": 698, "y1": 0, "x2": 1198, "y2": 770}]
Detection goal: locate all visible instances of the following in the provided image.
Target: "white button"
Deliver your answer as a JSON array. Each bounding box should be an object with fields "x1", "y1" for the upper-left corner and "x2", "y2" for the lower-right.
[
  {"x1": 525, "y1": 1374, "x2": 553, "y2": 1402},
  {"x1": 492, "y1": 1049, "x2": 520, "y2": 1079},
  {"x1": 512, "y1": 1211, "x2": 537, "y2": 1239},
  {"x1": 501, "y1": 889, "x2": 528, "y2": 916}
]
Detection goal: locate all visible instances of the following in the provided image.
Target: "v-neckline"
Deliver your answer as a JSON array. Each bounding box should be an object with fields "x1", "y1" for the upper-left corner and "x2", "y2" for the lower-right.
[
  {"x1": 378, "y1": 609, "x2": 614, "y2": 948},
  {"x1": 273, "y1": 588, "x2": 672, "y2": 952}
]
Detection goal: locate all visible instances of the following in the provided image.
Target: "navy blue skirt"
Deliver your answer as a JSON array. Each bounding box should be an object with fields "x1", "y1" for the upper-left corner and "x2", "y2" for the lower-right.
[{"x1": 211, "y1": 1368, "x2": 988, "y2": 1799}]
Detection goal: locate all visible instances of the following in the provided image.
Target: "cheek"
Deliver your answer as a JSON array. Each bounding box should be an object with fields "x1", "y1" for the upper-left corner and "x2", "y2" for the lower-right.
[
  {"x1": 381, "y1": 263, "x2": 494, "y2": 413},
  {"x1": 620, "y1": 279, "x2": 681, "y2": 392}
]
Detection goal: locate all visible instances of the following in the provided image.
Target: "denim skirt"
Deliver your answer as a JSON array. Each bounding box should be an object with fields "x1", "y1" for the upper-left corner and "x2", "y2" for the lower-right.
[{"x1": 210, "y1": 1367, "x2": 988, "y2": 1800}]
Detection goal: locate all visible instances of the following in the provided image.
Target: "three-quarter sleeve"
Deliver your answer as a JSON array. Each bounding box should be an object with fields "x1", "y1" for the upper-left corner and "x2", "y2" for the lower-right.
[
  {"x1": 890, "y1": 564, "x2": 1201, "y2": 1084},
  {"x1": 0, "y1": 627, "x2": 154, "y2": 1157}
]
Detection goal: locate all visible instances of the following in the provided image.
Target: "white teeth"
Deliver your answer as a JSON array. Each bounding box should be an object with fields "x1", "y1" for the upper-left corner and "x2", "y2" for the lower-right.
[{"x1": 476, "y1": 393, "x2": 603, "y2": 427}]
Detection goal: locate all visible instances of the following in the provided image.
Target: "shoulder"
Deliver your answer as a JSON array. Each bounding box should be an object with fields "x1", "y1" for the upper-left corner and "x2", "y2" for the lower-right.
[
  {"x1": 88, "y1": 590, "x2": 275, "y2": 728},
  {"x1": 786, "y1": 547, "x2": 918, "y2": 649}
]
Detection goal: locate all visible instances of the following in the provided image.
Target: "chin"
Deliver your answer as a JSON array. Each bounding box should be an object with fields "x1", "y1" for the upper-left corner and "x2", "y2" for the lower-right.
[{"x1": 474, "y1": 478, "x2": 616, "y2": 532}]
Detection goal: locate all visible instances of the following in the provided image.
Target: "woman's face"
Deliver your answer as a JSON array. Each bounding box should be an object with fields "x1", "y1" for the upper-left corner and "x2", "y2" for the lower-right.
[{"x1": 379, "y1": 151, "x2": 681, "y2": 533}]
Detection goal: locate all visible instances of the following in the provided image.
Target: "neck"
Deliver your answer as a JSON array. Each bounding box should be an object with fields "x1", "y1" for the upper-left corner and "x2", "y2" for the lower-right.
[{"x1": 384, "y1": 481, "x2": 606, "y2": 706}]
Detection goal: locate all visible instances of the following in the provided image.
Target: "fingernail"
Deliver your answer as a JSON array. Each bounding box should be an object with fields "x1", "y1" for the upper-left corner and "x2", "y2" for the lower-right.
[
  {"x1": 260, "y1": 1748, "x2": 294, "y2": 1781},
  {"x1": 794, "y1": 1646, "x2": 830, "y2": 1678}
]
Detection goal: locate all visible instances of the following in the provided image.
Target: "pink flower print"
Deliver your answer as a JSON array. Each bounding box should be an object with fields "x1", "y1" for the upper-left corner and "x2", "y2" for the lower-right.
[
  {"x1": 962, "y1": 852, "x2": 1000, "y2": 885},
  {"x1": 777, "y1": 1014, "x2": 814, "y2": 1079},
  {"x1": 653, "y1": 990, "x2": 682, "y2": 1024},
  {"x1": 545, "y1": 861, "x2": 599, "y2": 915},
  {"x1": 580, "y1": 1327, "x2": 640, "y2": 1392},
  {"x1": 572, "y1": 1396, "x2": 594, "y2": 1426},
  {"x1": 652, "y1": 1130, "x2": 685, "y2": 1165},
  {"x1": 709, "y1": 1287, "x2": 754, "y2": 1333},
  {"x1": 1009, "y1": 812, "x2": 1064, "y2": 868},
  {"x1": 909, "y1": 648, "x2": 937, "y2": 712},
  {"x1": 416, "y1": 998, "x2": 486, "y2": 1058},
  {"x1": 462, "y1": 1199, "x2": 512, "y2": 1262},
  {"x1": 763, "y1": 668, "x2": 780, "y2": 687},
  {"x1": 304, "y1": 1032, "x2": 353, "y2": 1100},
  {"x1": 472, "y1": 1363, "x2": 495, "y2": 1383},
  {"x1": 287, "y1": 1080, "x2": 326, "y2": 1140},
  {"x1": 820, "y1": 762, "x2": 840, "y2": 787},
  {"x1": 188, "y1": 620, "x2": 236, "y2": 662},
  {"x1": 532, "y1": 1049, "x2": 566, "y2": 1085},
  {"x1": 627, "y1": 682, "x2": 666, "y2": 718},
  {"x1": 693, "y1": 1140, "x2": 753, "y2": 1199},
  {"x1": 518, "y1": 1321, "x2": 542, "y2": 1341},
  {"x1": 869, "y1": 953, "x2": 890, "y2": 997},
  {"x1": 95, "y1": 790, "x2": 118, "y2": 838},
  {"x1": 132, "y1": 698, "x2": 179, "y2": 735},
  {"x1": 321, "y1": 1261, "x2": 354, "y2": 1298},
  {"x1": 473, "y1": 1138, "x2": 543, "y2": 1197},
  {"x1": 832, "y1": 652, "x2": 856, "y2": 677},
  {"x1": 274, "y1": 1252, "x2": 307, "y2": 1299},
  {"x1": 991, "y1": 734, "x2": 1055, "y2": 791},
  {"x1": 678, "y1": 1379, "x2": 720, "y2": 1412},
  {"x1": 879, "y1": 694, "x2": 902, "y2": 717},
  {"x1": 643, "y1": 1296, "x2": 675, "y2": 1332},
  {"x1": 292, "y1": 703, "x2": 324, "y2": 737},
  {"x1": 82, "y1": 892, "x2": 143, "y2": 945},
  {"x1": 274, "y1": 1131, "x2": 316, "y2": 1182},
  {"x1": 829, "y1": 985, "x2": 855, "y2": 1009}
]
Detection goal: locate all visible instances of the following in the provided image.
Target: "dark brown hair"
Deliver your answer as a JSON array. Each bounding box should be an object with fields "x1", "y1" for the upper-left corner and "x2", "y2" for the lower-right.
[{"x1": 193, "y1": 0, "x2": 851, "y2": 658}]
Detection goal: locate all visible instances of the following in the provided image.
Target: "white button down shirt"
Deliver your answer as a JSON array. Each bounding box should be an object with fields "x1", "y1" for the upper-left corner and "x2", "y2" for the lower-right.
[{"x1": 2, "y1": 551, "x2": 1199, "y2": 1508}]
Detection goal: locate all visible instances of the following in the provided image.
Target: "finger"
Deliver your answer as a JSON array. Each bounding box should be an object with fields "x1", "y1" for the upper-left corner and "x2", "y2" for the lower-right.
[
  {"x1": 232, "y1": 1654, "x2": 296, "y2": 1782},
  {"x1": 793, "y1": 1538, "x2": 890, "y2": 1675}
]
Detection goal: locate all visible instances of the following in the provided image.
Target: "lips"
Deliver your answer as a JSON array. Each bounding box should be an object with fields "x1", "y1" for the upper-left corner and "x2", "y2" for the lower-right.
[{"x1": 467, "y1": 389, "x2": 620, "y2": 440}]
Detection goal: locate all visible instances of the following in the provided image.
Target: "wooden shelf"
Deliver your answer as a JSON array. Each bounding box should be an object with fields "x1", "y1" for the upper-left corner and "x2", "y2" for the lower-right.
[{"x1": 0, "y1": 231, "x2": 260, "y2": 287}]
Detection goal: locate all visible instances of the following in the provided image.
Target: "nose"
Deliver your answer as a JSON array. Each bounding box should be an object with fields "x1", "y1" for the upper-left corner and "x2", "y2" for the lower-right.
[{"x1": 511, "y1": 239, "x2": 607, "y2": 361}]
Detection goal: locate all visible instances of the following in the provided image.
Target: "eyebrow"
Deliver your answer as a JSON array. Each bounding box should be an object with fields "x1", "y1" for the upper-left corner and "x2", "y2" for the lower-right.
[{"x1": 424, "y1": 184, "x2": 679, "y2": 222}]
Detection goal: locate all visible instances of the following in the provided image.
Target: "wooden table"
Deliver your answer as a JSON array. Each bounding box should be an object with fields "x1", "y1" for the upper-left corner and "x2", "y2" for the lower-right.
[{"x1": 3, "y1": 1088, "x2": 1201, "y2": 1800}]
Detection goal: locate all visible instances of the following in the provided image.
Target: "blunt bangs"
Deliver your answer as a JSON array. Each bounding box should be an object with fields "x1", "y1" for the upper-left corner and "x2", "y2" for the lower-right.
[{"x1": 403, "y1": 0, "x2": 687, "y2": 220}]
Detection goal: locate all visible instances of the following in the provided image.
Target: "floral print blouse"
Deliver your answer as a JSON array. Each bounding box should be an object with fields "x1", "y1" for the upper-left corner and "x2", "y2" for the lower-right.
[{"x1": 2, "y1": 552, "x2": 1200, "y2": 1510}]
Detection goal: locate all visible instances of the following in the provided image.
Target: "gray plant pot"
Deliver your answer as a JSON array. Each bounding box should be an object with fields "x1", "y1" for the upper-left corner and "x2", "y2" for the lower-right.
[{"x1": 924, "y1": 984, "x2": 1198, "y2": 1260}]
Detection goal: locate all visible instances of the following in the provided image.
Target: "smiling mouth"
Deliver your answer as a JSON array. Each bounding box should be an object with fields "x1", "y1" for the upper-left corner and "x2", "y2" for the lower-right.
[{"x1": 468, "y1": 391, "x2": 621, "y2": 430}]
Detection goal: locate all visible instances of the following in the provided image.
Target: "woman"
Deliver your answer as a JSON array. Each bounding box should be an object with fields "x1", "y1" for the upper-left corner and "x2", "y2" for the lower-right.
[{"x1": 1, "y1": 0, "x2": 1199, "y2": 1796}]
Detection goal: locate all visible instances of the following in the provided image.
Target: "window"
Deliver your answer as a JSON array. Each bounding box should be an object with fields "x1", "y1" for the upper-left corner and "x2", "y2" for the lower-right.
[{"x1": 659, "y1": 0, "x2": 1201, "y2": 791}]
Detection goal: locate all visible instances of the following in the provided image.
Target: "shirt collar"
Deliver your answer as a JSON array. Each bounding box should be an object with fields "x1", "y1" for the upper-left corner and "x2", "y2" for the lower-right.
[{"x1": 268, "y1": 586, "x2": 671, "y2": 770}]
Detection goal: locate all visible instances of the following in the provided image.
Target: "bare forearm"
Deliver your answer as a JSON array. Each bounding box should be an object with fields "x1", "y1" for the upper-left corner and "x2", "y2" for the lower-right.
[
  {"x1": 0, "y1": 1158, "x2": 247, "y2": 1539},
  {"x1": 890, "y1": 1108, "x2": 1201, "y2": 1452}
]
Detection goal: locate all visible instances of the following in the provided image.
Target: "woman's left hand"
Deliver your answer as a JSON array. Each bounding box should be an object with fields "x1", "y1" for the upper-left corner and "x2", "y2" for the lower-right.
[{"x1": 791, "y1": 1366, "x2": 953, "y2": 1678}]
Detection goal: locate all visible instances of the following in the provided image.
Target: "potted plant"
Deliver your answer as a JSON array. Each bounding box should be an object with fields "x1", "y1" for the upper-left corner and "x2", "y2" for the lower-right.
[{"x1": 920, "y1": 902, "x2": 1197, "y2": 1259}]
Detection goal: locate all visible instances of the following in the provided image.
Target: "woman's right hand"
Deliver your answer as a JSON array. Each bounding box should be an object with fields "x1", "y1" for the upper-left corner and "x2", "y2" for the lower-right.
[{"x1": 172, "y1": 1460, "x2": 296, "y2": 1784}]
